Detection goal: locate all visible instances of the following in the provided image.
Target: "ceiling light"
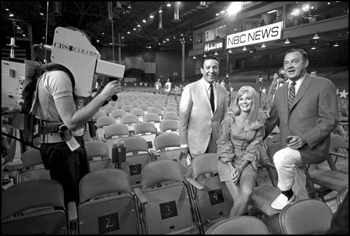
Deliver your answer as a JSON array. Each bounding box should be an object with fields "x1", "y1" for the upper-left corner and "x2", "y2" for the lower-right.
[
  {"x1": 197, "y1": 1, "x2": 209, "y2": 9},
  {"x1": 173, "y1": 2, "x2": 181, "y2": 22},
  {"x1": 285, "y1": 39, "x2": 290, "y2": 44},
  {"x1": 203, "y1": 54, "x2": 207, "y2": 58},
  {"x1": 142, "y1": 19, "x2": 146, "y2": 23},
  {"x1": 261, "y1": 43, "x2": 266, "y2": 48},
  {"x1": 243, "y1": 46, "x2": 247, "y2": 51},
  {"x1": 193, "y1": 55, "x2": 196, "y2": 59},
  {"x1": 214, "y1": 51, "x2": 218, "y2": 56},
  {"x1": 127, "y1": 3, "x2": 131, "y2": 9},
  {"x1": 334, "y1": 42, "x2": 339, "y2": 47},
  {"x1": 267, "y1": 9, "x2": 277, "y2": 14},
  {"x1": 150, "y1": 14, "x2": 154, "y2": 19},
  {"x1": 302, "y1": 4, "x2": 310, "y2": 12},
  {"x1": 228, "y1": 49, "x2": 232, "y2": 53},
  {"x1": 311, "y1": 46, "x2": 317, "y2": 50},
  {"x1": 167, "y1": 2, "x2": 171, "y2": 7},
  {"x1": 313, "y1": 33, "x2": 319, "y2": 40}
]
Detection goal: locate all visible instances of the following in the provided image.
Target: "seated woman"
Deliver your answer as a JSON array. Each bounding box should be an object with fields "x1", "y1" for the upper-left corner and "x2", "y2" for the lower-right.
[{"x1": 217, "y1": 86, "x2": 265, "y2": 217}]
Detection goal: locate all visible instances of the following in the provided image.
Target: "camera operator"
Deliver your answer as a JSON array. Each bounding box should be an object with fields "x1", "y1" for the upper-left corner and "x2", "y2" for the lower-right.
[{"x1": 30, "y1": 64, "x2": 122, "y2": 207}]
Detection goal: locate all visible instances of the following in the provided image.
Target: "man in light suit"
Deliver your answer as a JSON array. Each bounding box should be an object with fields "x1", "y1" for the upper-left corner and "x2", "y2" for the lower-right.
[
  {"x1": 264, "y1": 49, "x2": 339, "y2": 210},
  {"x1": 179, "y1": 54, "x2": 228, "y2": 168}
]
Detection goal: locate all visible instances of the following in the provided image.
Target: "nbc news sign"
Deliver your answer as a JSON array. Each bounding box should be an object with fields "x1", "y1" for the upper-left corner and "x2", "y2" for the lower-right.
[{"x1": 226, "y1": 21, "x2": 283, "y2": 48}]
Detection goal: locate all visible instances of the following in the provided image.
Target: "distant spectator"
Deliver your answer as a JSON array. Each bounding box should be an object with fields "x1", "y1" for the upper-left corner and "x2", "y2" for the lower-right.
[
  {"x1": 164, "y1": 78, "x2": 172, "y2": 97},
  {"x1": 174, "y1": 85, "x2": 180, "y2": 100},
  {"x1": 154, "y1": 78, "x2": 162, "y2": 94},
  {"x1": 220, "y1": 80, "x2": 226, "y2": 88},
  {"x1": 256, "y1": 75, "x2": 263, "y2": 83}
]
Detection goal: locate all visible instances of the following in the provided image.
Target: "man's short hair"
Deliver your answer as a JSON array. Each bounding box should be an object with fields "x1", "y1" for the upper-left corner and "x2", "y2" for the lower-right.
[{"x1": 201, "y1": 54, "x2": 220, "y2": 68}]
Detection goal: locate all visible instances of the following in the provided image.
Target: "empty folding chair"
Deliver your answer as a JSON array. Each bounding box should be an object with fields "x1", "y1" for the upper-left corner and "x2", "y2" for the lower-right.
[
  {"x1": 148, "y1": 107, "x2": 163, "y2": 119},
  {"x1": 165, "y1": 106, "x2": 177, "y2": 114},
  {"x1": 2, "y1": 179, "x2": 77, "y2": 234},
  {"x1": 130, "y1": 101, "x2": 140, "y2": 108},
  {"x1": 133, "y1": 160, "x2": 204, "y2": 234},
  {"x1": 113, "y1": 136, "x2": 152, "y2": 188},
  {"x1": 163, "y1": 111, "x2": 179, "y2": 121},
  {"x1": 120, "y1": 114, "x2": 139, "y2": 135},
  {"x1": 130, "y1": 107, "x2": 145, "y2": 122},
  {"x1": 77, "y1": 169, "x2": 142, "y2": 234},
  {"x1": 144, "y1": 112, "x2": 161, "y2": 132},
  {"x1": 109, "y1": 109, "x2": 126, "y2": 123},
  {"x1": 185, "y1": 153, "x2": 233, "y2": 231},
  {"x1": 160, "y1": 119, "x2": 179, "y2": 135},
  {"x1": 96, "y1": 116, "x2": 116, "y2": 141},
  {"x1": 104, "y1": 123, "x2": 130, "y2": 157},
  {"x1": 205, "y1": 216, "x2": 269, "y2": 234},
  {"x1": 121, "y1": 104, "x2": 134, "y2": 113},
  {"x1": 328, "y1": 133, "x2": 348, "y2": 173},
  {"x1": 85, "y1": 140, "x2": 114, "y2": 171},
  {"x1": 104, "y1": 106, "x2": 118, "y2": 116},
  {"x1": 144, "y1": 101, "x2": 154, "y2": 107},
  {"x1": 153, "y1": 103, "x2": 165, "y2": 111},
  {"x1": 137, "y1": 104, "x2": 150, "y2": 113},
  {"x1": 151, "y1": 132, "x2": 188, "y2": 176},
  {"x1": 166, "y1": 102, "x2": 178, "y2": 109},
  {"x1": 114, "y1": 102, "x2": 126, "y2": 109},
  {"x1": 304, "y1": 151, "x2": 349, "y2": 202},
  {"x1": 134, "y1": 122, "x2": 158, "y2": 151},
  {"x1": 92, "y1": 110, "x2": 107, "y2": 122},
  {"x1": 15, "y1": 148, "x2": 50, "y2": 184},
  {"x1": 279, "y1": 199, "x2": 333, "y2": 234}
]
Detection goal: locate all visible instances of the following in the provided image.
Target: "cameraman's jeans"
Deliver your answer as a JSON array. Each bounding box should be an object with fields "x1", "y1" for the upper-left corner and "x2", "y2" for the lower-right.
[{"x1": 40, "y1": 136, "x2": 90, "y2": 207}]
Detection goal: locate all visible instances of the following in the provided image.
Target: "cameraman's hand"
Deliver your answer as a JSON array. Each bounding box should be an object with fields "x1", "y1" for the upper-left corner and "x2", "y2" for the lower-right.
[{"x1": 99, "y1": 80, "x2": 122, "y2": 101}]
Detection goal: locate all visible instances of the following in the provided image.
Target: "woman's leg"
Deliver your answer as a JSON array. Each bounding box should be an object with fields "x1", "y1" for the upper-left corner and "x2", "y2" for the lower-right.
[{"x1": 226, "y1": 174, "x2": 256, "y2": 217}]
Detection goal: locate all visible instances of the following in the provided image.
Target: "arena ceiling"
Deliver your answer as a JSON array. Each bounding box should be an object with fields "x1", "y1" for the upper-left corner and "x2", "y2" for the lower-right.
[{"x1": 1, "y1": 1, "x2": 349, "y2": 54}]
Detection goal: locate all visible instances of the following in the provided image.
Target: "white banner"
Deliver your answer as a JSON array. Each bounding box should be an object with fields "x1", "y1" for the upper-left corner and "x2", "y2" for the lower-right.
[{"x1": 226, "y1": 21, "x2": 283, "y2": 48}]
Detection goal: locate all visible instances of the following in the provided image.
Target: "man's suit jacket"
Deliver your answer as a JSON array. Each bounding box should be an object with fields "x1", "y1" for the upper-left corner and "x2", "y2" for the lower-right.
[
  {"x1": 179, "y1": 78, "x2": 228, "y2": 156},
  {"x1": 264, "y1": 73, "x2": 339, "y2": 164}
]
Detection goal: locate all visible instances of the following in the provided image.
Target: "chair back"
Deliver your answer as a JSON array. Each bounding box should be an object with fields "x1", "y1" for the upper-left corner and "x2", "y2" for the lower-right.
[
  {"x1": 154, "y1": 132, "x2": 180, "y2": 151},
  {"x1": 85, "y1": 140, "x2": 114, "y2": 171},
  {"x1": 205, "y1": 216, "x2": 269, "y2": 234},
  {"x1": 2, "y1": 179, "x2": 70, "y2": 234},
  {"x1": 116, "y1": 136, "x2": 151, "y2": 187},
  {"x1": 16, "y1": 148, "x2": 50, "y2": 184},
  {"x1": 160, "y1": 120, "x2": 179, "y2": 134},
  {"x1": 190, "y1": 153, "x2": 233, "y2": 226},
  {"x1": 163, "y1": 111, "x2": 179, "y2": 121},
  {"x1": 78, "y1": 169, "x2": 141, "y2": 234},
  {"x1": 279, "y1": 199, "x2": 333, "y2": 234}
]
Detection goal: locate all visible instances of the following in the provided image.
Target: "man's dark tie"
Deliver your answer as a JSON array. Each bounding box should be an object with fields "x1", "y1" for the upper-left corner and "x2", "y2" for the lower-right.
[
  {"x1": 210, "y1": 83, "x2": 215, "y2": 112},
  {"x1": 288, "y1": 81, "x2": 296, "y2": 110}
]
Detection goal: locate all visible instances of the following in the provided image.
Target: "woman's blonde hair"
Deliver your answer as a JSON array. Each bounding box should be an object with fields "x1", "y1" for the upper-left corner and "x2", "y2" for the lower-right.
[{"x1": 232, "y1": 86, "x2": 262, "y2": 130}]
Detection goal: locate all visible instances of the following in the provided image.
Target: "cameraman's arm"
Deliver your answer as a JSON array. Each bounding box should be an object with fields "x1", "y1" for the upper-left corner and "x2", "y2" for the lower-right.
[{"x1": 56, "y1": 80, "x2": 121, "y2": 131}]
